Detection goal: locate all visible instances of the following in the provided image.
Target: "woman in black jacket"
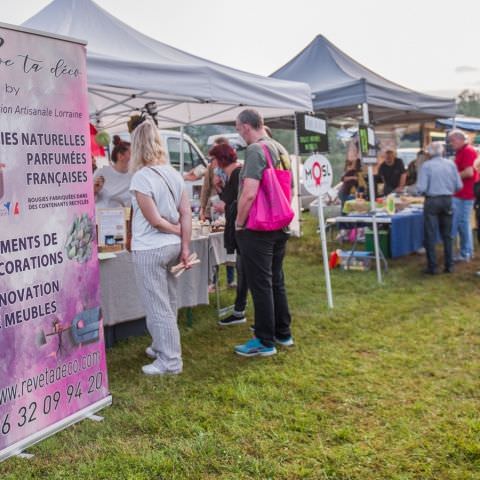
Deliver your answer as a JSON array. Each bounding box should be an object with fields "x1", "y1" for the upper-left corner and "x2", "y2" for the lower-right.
[{"x1": 209, "y1": 143, "x2": 249, "y2": 326}]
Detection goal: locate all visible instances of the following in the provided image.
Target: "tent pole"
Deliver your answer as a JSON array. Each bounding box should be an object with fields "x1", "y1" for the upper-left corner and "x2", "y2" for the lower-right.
[
  {"x1": 293, "y1": 113, "x2": 303, "y2": 236},
  {"x1": 362, "y1": 103, "x2": 382, "y2": 284},
  {"x1": 180, "y1": 125, "x2": 185, "y2": 175}
]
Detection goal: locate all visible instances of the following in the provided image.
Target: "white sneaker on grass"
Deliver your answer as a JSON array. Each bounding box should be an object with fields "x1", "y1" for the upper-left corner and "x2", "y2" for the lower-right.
[
  {"x1": 142, "y1": 363, "x2": 181, "y2": 376},
  {"x1": 145, "y1": 346, "x2": 159, "y2": 359}
]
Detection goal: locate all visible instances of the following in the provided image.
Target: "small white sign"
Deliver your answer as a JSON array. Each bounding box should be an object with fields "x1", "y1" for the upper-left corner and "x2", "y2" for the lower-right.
[
  {"x1": 305, "y1": 115, "x2": 327, "y2": 135},
  {"x1": 302, "y1": 154, "x2": 333, "y2": 195}
]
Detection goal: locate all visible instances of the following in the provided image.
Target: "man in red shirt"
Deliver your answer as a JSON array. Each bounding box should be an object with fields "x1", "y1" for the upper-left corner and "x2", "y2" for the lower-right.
[{"x1": 448, "y1": 130, "x2": 479, "y2": 261}]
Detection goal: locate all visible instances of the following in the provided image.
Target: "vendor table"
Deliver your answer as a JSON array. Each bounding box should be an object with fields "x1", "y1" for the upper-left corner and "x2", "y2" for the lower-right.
[
  {"x1": 208, "y1": 231, "x2": 229, "y2": 274},
  {"x1": 334, "y1": 208, "x2": 425, "y2": 259}
]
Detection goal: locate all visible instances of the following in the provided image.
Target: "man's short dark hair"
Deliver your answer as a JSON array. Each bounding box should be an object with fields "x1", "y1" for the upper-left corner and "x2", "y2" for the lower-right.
[{"x1": 237, "y1": 109, "x2": 264, "y2": 129}]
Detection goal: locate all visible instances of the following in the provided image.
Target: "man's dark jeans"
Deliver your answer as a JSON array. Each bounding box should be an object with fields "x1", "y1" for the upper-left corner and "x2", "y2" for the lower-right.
[
  {"x1": 236, "y1": 229, "x2": 292, "y2": 347},
  {"x1": 424, "y1": 195, "x2": 453, "y2": 272}
]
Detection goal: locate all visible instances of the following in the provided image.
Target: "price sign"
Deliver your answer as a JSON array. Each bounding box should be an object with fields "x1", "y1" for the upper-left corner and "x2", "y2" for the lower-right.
[{"x1": 302, "y1": 154, "x2": 333, "y2": 196}]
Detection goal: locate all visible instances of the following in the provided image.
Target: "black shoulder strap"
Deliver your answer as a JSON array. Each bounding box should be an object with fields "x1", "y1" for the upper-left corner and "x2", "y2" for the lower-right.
[{"x1": 148, "y1": 167, "x2": 178, "y2": 206}]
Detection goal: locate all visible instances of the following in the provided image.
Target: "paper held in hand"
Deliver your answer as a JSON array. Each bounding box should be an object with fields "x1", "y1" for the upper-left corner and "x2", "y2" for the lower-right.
[{"x1": 170, "y1": 252, "x2": 201, "y2": 277}]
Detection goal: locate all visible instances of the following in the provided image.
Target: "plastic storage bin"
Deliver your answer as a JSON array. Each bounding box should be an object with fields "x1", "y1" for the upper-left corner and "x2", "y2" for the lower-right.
[{"x1": 339, "y1": 250, "x2": 372, "y2": 271}]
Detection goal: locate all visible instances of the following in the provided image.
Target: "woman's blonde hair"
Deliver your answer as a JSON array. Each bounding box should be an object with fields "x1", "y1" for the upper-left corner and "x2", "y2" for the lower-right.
[{"x1": 130, "y1": 119, "x2": 167, "y2": 172}]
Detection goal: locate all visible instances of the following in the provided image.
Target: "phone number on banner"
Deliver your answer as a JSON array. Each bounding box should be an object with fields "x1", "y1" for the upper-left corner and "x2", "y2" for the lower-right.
[{"x1": 0, "y1": 372, "x2": 104, "y2": 435}]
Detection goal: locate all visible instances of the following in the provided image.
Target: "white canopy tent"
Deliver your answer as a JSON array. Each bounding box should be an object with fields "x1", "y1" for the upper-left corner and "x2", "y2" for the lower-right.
[{"x1": 22, "y1": 0, "x2": 313, "y2": 132}]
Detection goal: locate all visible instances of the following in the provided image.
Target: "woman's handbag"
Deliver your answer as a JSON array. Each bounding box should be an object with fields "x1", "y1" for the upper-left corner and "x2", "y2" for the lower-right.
[{"x1": 246, "y1": 143, "x2": 294, "y2": 231}]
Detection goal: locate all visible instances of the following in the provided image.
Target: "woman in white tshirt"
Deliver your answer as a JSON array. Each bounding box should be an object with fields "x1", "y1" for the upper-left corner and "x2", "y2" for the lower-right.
[
  {"x1": 93, "y1": 136, "x2": 132, "y2": 208},
  {"x1": 129, "y1": 120, "x2": 191, "y2": 376}
]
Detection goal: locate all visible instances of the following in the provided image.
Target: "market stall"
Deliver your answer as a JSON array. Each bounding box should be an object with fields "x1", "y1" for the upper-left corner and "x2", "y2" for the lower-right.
[
  {"x1": 23, "y1": 0, "x2": 313, "y2": 339},
  {"x1": 271, "y1": 34, "x2": 456, "y2": 280}
]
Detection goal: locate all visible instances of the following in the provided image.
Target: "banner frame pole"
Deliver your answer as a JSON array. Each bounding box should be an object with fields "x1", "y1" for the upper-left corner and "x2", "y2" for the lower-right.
[{"x1": 0, "y1": 396, "x2": 112, "y2": 463}]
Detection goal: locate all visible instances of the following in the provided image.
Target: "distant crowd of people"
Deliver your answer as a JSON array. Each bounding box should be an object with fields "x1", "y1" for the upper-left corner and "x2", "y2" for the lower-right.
[{"x1": 339, "y1": 129, "x2": 480, "y2": 275}]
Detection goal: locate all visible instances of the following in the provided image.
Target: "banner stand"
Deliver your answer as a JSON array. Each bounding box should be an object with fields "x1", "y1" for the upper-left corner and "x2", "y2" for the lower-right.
[
  {"x1": 2, "y1": 396, "x2": 112, "y2": 463},
  {"x1": 0, "y1": 23, "x2": 111, "y2": 461}
]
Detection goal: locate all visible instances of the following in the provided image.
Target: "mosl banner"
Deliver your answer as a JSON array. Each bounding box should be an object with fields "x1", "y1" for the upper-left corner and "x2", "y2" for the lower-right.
[{"x1": 0, "y1": 23, "x2": 111, "y2": 461}]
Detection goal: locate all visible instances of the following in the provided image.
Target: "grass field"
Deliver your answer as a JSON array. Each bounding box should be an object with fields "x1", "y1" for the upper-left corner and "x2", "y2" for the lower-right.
[{"x1": 1, "y1": 215, "x2": 480, "y2": 479}]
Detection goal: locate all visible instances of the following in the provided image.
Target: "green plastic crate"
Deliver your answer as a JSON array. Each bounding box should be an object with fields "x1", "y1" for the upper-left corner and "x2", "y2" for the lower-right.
[{"x1": 365, "y1": 228, "x2": 390, "y2": 258}]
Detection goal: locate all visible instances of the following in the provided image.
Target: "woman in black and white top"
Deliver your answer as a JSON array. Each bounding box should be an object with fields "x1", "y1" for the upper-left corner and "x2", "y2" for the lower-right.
[{"x1": 129, "y1": 120, "x2": 191, "y2": 375}]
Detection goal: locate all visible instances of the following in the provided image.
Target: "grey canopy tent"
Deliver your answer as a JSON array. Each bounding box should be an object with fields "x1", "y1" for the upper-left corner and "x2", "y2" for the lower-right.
[
  {"x1": 23, "y1": 0, "x2": 312, "y2": 132},
  {"x1": 271, "y1": 35, "x2": 455, "y2": 125},
  {"x1": 272, "y1": 35, "x2": 457, "y2": 284}
]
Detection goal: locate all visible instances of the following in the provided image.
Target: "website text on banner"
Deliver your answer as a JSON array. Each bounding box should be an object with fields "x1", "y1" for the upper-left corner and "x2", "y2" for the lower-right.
[{"x1": 0, "y1": 24, "x2": 110, "y2": 461}]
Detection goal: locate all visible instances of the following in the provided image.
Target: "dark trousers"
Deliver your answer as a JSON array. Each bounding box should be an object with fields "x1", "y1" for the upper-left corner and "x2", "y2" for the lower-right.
[
  {"x1": 424, "y1": 196, "x2": 453, "y2": 271},
  {"x1": 236, "y1": 229, "x2": 292, "y2": 347},
  {"x1": 234, "y1": 253, "x2": 248, "y2": 313}
]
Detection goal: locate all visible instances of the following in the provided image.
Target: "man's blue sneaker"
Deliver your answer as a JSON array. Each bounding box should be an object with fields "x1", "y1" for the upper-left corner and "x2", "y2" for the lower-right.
[
  {"x1": 234, "y1": 338, "x2": 277, "y2": 357},
  {"x1": 275, "y1": 336, "x2": 294, "y2": 347}
]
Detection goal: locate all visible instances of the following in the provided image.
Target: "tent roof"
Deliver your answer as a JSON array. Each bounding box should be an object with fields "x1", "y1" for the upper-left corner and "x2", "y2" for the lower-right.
[
  {"x1": 271, "y1": 35, "x2": 455, "y2": 125},
  {"x1": 23, "y1": 0, "x2": 312, "y2": 131},
  {"x1": 436, "y1": 116, "x2": 480, "y2": 132}
]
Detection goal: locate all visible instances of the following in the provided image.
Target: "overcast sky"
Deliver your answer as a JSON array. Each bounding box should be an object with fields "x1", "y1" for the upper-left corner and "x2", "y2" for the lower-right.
[{"x1": 2, "y1": 0, "x2": 479, "y2": 98}]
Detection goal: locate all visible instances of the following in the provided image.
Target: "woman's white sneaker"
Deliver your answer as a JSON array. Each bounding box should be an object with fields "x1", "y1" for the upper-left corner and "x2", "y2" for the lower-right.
[
  {"x1": 145, "y1": 346, "x2": 159, "y2": 359},
  {"x1": 141, "y1": 363, "x2": 181, "y2": 376}
]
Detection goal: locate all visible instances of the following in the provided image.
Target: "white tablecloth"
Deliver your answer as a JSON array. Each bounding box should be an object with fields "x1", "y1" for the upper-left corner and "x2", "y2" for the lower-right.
[{"x1": 100, "y1": 236, "x2": 211, "y2": 327}]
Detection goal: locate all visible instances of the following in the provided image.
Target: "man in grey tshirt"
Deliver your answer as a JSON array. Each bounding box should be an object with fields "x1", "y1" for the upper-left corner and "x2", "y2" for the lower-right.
[
  {"x1": 234, "y1": 109, "x2": 293, "y2": 357},
  {"x1": 416, "y1": 142, "x2": 462, "y2": 274}
]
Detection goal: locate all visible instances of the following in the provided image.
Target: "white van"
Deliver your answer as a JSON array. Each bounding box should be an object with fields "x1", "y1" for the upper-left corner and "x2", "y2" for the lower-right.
[
  {"x1": 159, "y1": 130, "x2": 208, "y2": 172},
  {"x1": 108, "y1": 129, "x2": 209, "y2": 198},
  {"x1": 159, "y1": 130, "x2": 208, "y2": 198}
]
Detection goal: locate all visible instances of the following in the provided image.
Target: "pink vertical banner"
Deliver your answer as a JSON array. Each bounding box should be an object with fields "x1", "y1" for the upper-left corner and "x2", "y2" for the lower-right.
[{"x1": 0, "y1": 24, "x2": 111, "y2": 461}]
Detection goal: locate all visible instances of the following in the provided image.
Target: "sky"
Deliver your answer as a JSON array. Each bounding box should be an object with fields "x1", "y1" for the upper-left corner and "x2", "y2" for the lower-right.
[{"x1": 2, "y1": 0, "x2": 480, "y2": 98}]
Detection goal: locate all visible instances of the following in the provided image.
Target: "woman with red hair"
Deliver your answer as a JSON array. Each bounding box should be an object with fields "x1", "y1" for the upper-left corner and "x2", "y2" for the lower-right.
[{"x1": 209, "y1": 143, "x2": 249, "y2": 326}]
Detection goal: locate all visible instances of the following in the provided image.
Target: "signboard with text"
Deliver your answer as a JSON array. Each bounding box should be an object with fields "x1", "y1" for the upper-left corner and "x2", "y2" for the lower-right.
[
  {"x1": 295, "y1": 113, "x2": 329, "y2": 154},
  {"x1": 0, "y1": 24, "x2": 110, "y2": 461},
  {"x1": 358, "y1": 124, "x2": 377, "y2": 165},
  {"x1": 301, "y1": 154, "x2": 333, "y2": 196}
]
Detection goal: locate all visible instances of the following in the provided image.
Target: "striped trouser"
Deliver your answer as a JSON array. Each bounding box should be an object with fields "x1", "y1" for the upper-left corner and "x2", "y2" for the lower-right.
[{"x1": 132, "y1": 244, "x2": 182, "y2": 373}]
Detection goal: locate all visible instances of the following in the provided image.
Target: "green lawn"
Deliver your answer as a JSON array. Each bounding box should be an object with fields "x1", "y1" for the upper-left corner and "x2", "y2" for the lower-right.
[{"x1": 2, "y1": 216, "x2": 480, "y2": 479}]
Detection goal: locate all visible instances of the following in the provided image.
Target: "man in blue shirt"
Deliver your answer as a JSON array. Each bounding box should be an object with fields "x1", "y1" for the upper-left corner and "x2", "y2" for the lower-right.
[{"x1": 417, "y1": 142, "x2": 462, "y2": 274}]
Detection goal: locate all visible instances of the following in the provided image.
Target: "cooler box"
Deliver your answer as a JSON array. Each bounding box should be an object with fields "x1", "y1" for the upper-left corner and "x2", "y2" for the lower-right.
[{"x1": 365, "y1": 228, "x2": 390, "y2": 258}]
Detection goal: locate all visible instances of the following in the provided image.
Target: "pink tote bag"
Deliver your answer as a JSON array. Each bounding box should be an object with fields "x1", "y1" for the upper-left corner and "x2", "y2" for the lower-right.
[{"x1": 246, "y1": 143, "x2": 294, "y2": 231}]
